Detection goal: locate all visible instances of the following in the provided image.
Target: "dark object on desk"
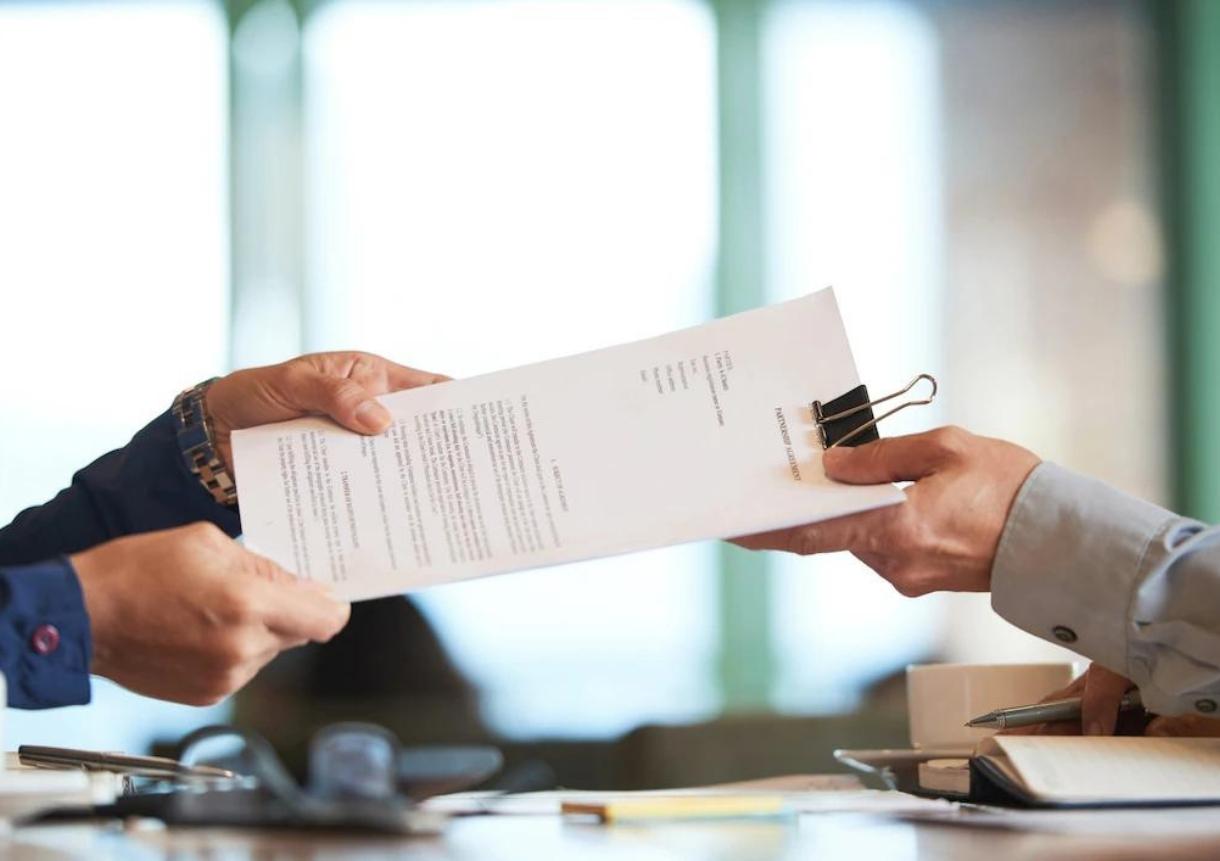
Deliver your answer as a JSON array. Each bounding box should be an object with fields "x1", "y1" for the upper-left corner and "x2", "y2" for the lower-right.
[
  {"x1": 232, "y1": 597, "x2": 489, "y2": 780},
  {"x1": 95, "y1": 723, "x2": 503, "y2": 834},
  {"x1": 813, "y1": 374, "x2": 937, "y2": 449}
]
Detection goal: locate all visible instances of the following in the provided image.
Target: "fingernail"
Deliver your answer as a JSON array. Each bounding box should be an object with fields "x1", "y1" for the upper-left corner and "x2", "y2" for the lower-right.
[
  {"x1": 355, "y1": 400, "x2": 390, "y2": 432},
  {"x1": 1085, "y1": 721, "x2": 1104, "y2": 736},
  {"x1": 823, "y1": 448, "x2": 846, "y2": 467}
]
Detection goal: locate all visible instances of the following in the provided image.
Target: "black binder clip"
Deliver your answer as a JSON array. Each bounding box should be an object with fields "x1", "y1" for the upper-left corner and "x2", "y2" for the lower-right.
[{"x1": 813, "y1": 374, "x2": 938, "y2": 449}]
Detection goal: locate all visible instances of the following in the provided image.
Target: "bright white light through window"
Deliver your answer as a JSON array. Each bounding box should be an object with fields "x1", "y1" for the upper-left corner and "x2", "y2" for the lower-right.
[
  {"x1": 763, "y1": 0, "x2": 947, "y2": 712},
  {"x1": 303, "y1": 0, "x2": 719, "y2": 737},
  {"x1": 0, "y1": 1, "x2": 230, "y2": 749}
]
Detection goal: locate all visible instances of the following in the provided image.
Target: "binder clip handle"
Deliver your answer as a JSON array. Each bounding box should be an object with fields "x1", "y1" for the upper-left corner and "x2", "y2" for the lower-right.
[{"x1": 813, "y1": 373, "x2": 938, "y2": 449}]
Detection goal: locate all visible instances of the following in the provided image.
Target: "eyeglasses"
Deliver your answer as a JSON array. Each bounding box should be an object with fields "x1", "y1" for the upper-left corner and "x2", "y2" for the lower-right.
[{"x1": 178, "y1": 722, "x2": 504, "y2": 803}]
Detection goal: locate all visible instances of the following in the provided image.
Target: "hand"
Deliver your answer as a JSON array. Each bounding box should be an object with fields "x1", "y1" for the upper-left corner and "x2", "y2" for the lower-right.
[
  {"x1": 733, "y1": 427, "x2": 1041, "y2": 595},
  {"x1": 70, "y1": 522, "x2": 351, "y2": 705},
  {"x1": 1001, "y1": 663, "x2": 1141, "y2": 736},
  {"x1": 1002, "y1": 662, "x2": 1220, "y2": 737},
  {"x1": 206, "y1": 351, "x2": 448, "y2": 477}
]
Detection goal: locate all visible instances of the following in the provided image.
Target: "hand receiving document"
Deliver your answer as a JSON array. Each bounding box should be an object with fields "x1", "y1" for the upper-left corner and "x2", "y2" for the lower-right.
[{"x1": 232, "y1": 288, "x2": 903, "y2": 600}]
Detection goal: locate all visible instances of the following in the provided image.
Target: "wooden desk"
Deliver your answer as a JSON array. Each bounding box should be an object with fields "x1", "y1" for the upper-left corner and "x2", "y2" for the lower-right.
[{"x1": 6, "y1": 812, "x2": 1220, "y2": 860}]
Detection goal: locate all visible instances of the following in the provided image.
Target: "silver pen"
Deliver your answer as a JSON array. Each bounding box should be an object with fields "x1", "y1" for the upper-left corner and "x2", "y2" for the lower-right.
[
  {"x1": 18, "y1": 745, "x2": 236, "y2": 780},
  {"x1": 965, "y1": 690, "x2": 1143, "y2": 730}
]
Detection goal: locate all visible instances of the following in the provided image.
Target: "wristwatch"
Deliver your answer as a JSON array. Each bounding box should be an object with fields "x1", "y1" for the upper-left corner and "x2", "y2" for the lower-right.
[{"x1": 172, "y1": 378, "x2": 239, "y2": 508}]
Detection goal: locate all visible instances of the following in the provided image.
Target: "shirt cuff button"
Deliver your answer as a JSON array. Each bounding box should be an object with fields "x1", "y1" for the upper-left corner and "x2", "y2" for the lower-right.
[
  {"x1": 31, "y1": 624, "x2": 61, "y2": 655},
  {"x1": 1196, "y1": 699, "x2": 1217, "y2": 714},
  {"x1": 1052, "y1": 625, "x2": 1078, "y2": 644}
]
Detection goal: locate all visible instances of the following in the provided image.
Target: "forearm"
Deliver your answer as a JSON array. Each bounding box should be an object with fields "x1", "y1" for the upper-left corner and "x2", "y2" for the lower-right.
[
  {"x1": 0, "y1": 560, "x2": 91, "y2": 708},
  {"x1": 0, "y1": 410, "x2": 240, "y2": 565},
  {"x1": 991, "y1": 462, "x2": 1220, "y2": 717}
]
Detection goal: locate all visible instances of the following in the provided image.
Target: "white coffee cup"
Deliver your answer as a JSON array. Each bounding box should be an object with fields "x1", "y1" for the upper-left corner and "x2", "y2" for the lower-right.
[{"x1": 906, "y1": 662, "x2": 1078, "y2": 751}]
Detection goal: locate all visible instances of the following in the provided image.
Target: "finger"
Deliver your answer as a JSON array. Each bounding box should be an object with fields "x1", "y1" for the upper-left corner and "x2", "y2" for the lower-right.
[
  {"x1": 1036, "y1": 675, "x2": 1087, "y2": 705},
  {"x1": 1144, "y1": 716, "x2": 1175, "y2": 737},
  {"x1": 332, "y1": 352, "x2": 450, "y2": 394},
  {"x1": 259, "y1": 580, "x2": 352, "y2": 643},
  {"x1": 1144, "y1": 715, "x2": 1220, "y2": 737},
  {"x1": 382, "y1": 361, "x2": 450, "y2": 390},
  {"x1": 1037, "y1": 719, "x2": 1082, "y2": 736},
  {"x1": 1080, "y1": 665, "x2": 1134, "y2": 736},
  {"x1": 997, "y1": 674, "x2": 1087, "y2": 736},
  {"x1": 298, "y1": 371, "x2": 392, "y2": 434},
  {"x1": 1001, "y1": 719, "x2": 1080, "y2": 736},
  {"x1": 243, "y1": 547, "x2": 301, "y2": 584},
  {"x1": 234, "y1": 548, "x2": 351, "y2": 641},
  {"x1": 731, "y1": 505, "x2": 901, "y2": 556},
  {"x1": 822, "y1": 427, "x2": 967, "y2": 485}
]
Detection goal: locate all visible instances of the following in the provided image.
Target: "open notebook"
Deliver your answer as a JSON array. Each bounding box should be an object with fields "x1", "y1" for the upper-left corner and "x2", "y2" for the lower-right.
[{"x1": 966, "y1": 736, "x2": 1220, "y2": 807}]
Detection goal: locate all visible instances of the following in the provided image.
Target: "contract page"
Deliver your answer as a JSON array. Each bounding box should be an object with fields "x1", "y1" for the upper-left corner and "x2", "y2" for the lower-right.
[{"x1": 232, "y1": 288, "x2": 903, "y2": 600}]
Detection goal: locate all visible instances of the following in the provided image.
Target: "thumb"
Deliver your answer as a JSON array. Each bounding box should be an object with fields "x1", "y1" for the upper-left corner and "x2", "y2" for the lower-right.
[
  {"x1": 1080, "y1": 665, "x2": 1135, "y2": 736},
  {"x1": 822, "y1": 428, "x2": 962, "y2": 484},
  {"x1": 297, "y1": 372, "x2": 392, "y2": 434}
]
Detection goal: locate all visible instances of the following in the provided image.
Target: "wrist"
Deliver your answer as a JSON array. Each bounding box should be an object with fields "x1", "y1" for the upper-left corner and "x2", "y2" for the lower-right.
[
  {"x1": 172, "y1": 378, "x2": 238, "y2": 508},
  {"x1": 67, "y1": 546, "x2": 115, "y2": 675},
  {"x1": 203, "y1": 383, "x2": 234, "y2": 473}
]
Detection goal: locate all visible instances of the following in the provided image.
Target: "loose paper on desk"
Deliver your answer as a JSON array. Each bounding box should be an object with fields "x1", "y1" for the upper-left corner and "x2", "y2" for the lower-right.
[{"x1": 232, "y1": 288, "x2": 903, "y2": 601}]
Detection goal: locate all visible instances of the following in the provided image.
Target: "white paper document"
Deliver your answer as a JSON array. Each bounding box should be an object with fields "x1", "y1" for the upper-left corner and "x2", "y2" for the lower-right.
[{"x1": 232, "y1": 288, "x2": 903, "y2": 600}]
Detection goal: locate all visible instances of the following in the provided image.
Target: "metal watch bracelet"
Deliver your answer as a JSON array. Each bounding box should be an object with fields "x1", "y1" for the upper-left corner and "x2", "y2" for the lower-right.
[{"x1": 171, "y1": 378, "x2": 239, "y2": 508}]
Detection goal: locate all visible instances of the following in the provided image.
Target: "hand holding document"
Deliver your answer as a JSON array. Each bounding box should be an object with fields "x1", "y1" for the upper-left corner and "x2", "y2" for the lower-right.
[{"x1": 232, "y1": 288, "x2": 903, "y2": 600}]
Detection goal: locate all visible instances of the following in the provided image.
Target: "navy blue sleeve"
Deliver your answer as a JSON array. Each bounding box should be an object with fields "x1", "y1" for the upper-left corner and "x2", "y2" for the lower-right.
[
  {"x1": 0, "y1": 559, "x2": 92, "y2": 708},
  {"x1": 0, "y1": 409, "x2": 241, "y2": 566},
  {"x1": 0, "y1": 408, "x2": 241, "y2": 708}
]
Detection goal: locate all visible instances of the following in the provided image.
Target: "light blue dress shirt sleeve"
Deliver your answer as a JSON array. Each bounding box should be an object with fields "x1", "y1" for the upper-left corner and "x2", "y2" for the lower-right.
[{"x1": 991, "y1": 462, "x2": 1220, "y2": 717}]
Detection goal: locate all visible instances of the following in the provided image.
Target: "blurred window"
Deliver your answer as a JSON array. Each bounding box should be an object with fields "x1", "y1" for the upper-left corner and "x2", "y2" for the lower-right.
[
  {"x1": 301, "y1": 0, "x2": 720, "y2": 737},
  {"x1": 765, "y1": 0, "x2": 1163, "y2": 710},
  {"x1": 0, "y1": 0, "x2": 230, "y2": 749},
  {"x1": 763, "y1": 0, "x2": 947, "y2": 711}
]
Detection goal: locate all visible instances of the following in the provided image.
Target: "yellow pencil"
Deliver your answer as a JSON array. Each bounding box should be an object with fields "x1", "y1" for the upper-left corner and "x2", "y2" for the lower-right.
[{"x1": 561, "y1": 795, "x2": 788, "y2": 823}]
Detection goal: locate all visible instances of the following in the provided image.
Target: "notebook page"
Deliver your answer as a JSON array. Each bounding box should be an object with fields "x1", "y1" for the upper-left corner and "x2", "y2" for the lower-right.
[{"x1": 992, "y1": 736, "x2": 1220, "y2": 803}]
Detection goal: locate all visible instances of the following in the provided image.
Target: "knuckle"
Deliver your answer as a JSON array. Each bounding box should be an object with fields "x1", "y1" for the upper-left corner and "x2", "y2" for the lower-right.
[
  {"x1": 196, "y1": 671, "x2": 235, "y2": 704},
  {"x1": 930, "y1": 425, "x2": 969, "y2": 458},
  {"x1": 888, "y1": 565, "x2": 929, "y2": 597},
  {"x1": 212, "y1": 634, "x2": 253, "y2": 668},
  {"x1": 184, "y1": 690, "x2": 224, "y2": 707},
  {"x1": 278, "y1": 359, "x2": 309, "y2": 387},
  {"x1": 185, "y1": 521, "x2": 224, "y2": 544},
  {"x1": 326, "y1": 377, "x2": 364, "y2": 405},
  {"x1": 205, "y1": 672, "x2": 243, "y2": 701},
  {"x1": 219, "y1": 590, "x2": 259, "y2": 624},
  {"x1": 863, "y1": 517, "x2": 902, "y2": 555},
  {"x1": 889, "y1": 578, "x2": 921, "y2": 598},
  {"x1": 787, "y1": 528, "x2": 821, "y2": 557},
  {"x1": 861, "y1": 528, "x2": 887, "y2": 556}
]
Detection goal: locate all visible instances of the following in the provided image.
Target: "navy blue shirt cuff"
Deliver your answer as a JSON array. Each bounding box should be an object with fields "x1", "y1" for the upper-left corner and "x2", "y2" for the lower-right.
[
  {"x1": 0, "y1": 409, "x2": 242, "y2": 567},
  {"x1": 0, "y1": 558, "x2": 91, "y2": 709}
]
